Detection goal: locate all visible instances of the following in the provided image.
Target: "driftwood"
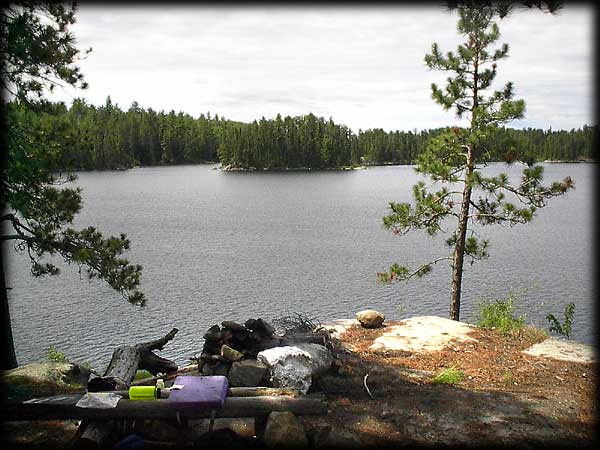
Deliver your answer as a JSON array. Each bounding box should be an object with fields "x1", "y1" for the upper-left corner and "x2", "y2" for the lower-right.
[
  {"x1": 2, "y1": 395, "x2": 327, "y2": 421},
  {"x1": 78, "y1": 328, "x2": 179, "y2": 449},
  {"x1": 88, "y1": 328, "x2": 179, "y2": 392}
]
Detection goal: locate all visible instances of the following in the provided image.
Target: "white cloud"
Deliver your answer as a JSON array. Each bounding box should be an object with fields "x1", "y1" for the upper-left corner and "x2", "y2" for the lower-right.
[{"x1": 49, "y1": 5, "x2": 595, "y2": 132}]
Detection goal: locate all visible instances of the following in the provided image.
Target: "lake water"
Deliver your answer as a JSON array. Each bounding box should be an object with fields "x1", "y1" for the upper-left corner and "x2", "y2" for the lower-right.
[{"x1": 5, "y1": 163, "x2": 597, "y2": 370}]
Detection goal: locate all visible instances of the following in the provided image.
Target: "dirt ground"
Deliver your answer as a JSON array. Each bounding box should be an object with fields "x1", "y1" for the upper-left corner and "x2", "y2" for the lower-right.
[
  {"x1": 303, "y1": 321, "x2": 597, "y2": 448},
  {"x1": 2, "y1": 321, "x2": 597, "y2": 449}
]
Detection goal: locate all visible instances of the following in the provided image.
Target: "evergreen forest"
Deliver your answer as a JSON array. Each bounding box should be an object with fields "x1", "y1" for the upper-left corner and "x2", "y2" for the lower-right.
[{"x1": 6, "y1": 98, "x2": 596, "y2": 171}]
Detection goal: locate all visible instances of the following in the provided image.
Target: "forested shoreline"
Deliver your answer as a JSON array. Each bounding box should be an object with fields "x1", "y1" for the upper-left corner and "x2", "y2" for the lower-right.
[{"x1": 6, "y1": 98, "x2": 597, "y2": 171}]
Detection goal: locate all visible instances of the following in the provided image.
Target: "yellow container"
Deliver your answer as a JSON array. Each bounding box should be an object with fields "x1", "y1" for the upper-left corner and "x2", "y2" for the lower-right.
[{"x1": 128, "y1": 386, "x2": 156, "y2": 400}]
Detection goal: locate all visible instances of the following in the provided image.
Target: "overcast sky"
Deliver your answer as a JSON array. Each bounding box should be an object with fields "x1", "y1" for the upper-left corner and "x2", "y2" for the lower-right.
[{"x1": 48, "y1": 4, "x2": 595, "y2": 132}]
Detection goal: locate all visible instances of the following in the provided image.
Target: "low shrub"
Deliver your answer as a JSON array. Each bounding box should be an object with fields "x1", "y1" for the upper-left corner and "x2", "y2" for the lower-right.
[
  {"x1": 47, "y1": 346, "x2": 69, "y2": 363},
  {"x1": 546, "y1": 303, "x2": 575, "y2": 338},
  {"x1": 476, "y1": 291, "x2": 525, "y2": 335}
]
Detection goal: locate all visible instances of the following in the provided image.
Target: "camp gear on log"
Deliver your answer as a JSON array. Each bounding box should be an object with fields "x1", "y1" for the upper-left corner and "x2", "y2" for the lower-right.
[
  {"x1": 128, "y1": 386, "x2": 157, "y2": 400},
  {"x1": 167, "y1": 375, "x2": 229, "y2": 431}
]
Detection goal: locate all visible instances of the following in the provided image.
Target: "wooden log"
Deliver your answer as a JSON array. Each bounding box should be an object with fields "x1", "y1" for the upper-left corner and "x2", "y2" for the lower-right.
[
  {"x1": 79, "y1": 328, "x2": 179, "y2": 449},
  {"x1": 92, "y1": 386, "x2": 305, "y2": 398},
  {"x1": 281, "y1": 333, "x2": 328, "y2": 346},
  {"x1": 88, "y1": 328, "x2": 179, "y2": 392},
  {"x1": 10, "y1": 387, "x2": 310, "y2": 403},
  {"x1": 228, "y1": 387, "x2": 304, "y2": 397},
  {"x1": 2, "y1": 395, "x2": 327, "y2": 421}
]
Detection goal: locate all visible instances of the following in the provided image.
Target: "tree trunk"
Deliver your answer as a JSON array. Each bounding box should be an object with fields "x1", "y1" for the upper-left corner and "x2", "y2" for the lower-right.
[
  {"x1": 449, "y1": 35, "x2": 480, "y2": 321},
  {"x1": 0, "y1": 249, "x2": 17, "y2": 369},
  {"x1": 449, "y1": 147, "x2": 475, "y2": 321}
]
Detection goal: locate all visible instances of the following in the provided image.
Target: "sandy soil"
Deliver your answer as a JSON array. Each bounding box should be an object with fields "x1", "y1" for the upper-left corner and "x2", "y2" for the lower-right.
[
  {"x1": 2, "y1": 319, "x2": 597, "y2": 449},
  {"x1": 303, "y1": 320, "x2": 597, "y2": 448}
]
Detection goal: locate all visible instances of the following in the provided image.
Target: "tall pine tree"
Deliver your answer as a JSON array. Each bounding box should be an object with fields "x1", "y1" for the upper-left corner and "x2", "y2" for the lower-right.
[{"x1": 378, "y1": 4, "x2": 573, "y2": 320}]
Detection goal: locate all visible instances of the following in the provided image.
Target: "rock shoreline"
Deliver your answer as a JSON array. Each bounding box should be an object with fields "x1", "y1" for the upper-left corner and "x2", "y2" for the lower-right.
[
  {"x1": 1, "y1": 315, "x2": 596, "y2": 448},
  {"x1": 324, "y1": 315, "x2": 596, "y2": 363}
]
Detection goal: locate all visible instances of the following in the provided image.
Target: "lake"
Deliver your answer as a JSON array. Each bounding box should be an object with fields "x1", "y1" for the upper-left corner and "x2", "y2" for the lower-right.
[{"x1": 5, "y1": 163, "x2": 596, "y2": 370}]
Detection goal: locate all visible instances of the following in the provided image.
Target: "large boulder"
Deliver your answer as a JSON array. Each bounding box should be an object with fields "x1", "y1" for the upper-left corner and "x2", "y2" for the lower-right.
[
  {"x1": 0, "y1": 362, "x2": 91, "y2": 402},
  {"x1": 356, "y1": 310, "x2": 385, "y2": 328},
  {"x1": 262, "y1": 411, "x2": 308, "y2": 448},
  {"x1": 220, "y1": 345, "x2": 243, "y2": 362},
  {"x1": 228, "y1": 359, "x2": 268, "y2": 387},
  {"x1": 257, "y1": 343, "x2": 333, "y2": 394}
]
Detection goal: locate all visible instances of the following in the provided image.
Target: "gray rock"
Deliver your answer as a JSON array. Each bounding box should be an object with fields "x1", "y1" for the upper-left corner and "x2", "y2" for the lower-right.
[
  {"x1": 211, "y1": 361, "x2": 231, "y2": 377},
  {"x1": 221, "y1": 321, "x2": 247, "y2": 332},
  {"x1": 228, "y1": 359, "x2": 268, "y2": 387},
  {"x1": 0, "y1": 362, "x2": 92, "y2": 402},
  {"x1": 203, "y1": 324, "x2": 222, "y2": 341},
  {"x1": 356, "y1": 309, "x2": 385, "y2": 328},
  {"x1": 262, "y1": 411, "x2": 308, "y2": 448},
  {"x1": 221, "y1": 345, "x2": 243, "y2": 362},
  {"x1": 200, "y1": 362, "x2": 213, "y2": 376},
  {"x1": 1, "y1": 362, "x2": 91, "y2": 388}
]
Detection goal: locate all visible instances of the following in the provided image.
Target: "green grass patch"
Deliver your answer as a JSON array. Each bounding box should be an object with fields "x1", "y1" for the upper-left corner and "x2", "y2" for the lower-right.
[
  {"x1": 431, "y1": 367, "x2": 464, "y2": 385},
  {"x1": 476, "y1": 291, "x2": 525, "y2": 335}
]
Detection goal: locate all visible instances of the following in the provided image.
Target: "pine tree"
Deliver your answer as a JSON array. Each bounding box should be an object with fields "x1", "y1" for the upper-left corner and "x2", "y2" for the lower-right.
[
  {"x1": 378, "y1": 4, "x2": 573, "y2": 321},
  {"x1": 1, "y1": 2, "x2": 145, "y2": 369}
]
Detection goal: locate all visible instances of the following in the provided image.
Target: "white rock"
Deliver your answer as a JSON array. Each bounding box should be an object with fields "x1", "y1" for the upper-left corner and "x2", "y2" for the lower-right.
[
  {"x1": 370, "y1": 316, "x2": 477, "y2": 352},
  {"x1": 522, "y1": 338, "x2": 596, "y2": 363},
  {"x1": 257, "y1": 344, "x2": 333, "y2": 394}
]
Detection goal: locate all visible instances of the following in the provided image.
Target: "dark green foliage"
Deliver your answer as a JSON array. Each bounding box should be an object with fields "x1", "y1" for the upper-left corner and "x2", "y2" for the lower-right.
[
  {"x1": 1, "y1": 2, "x2": 145, "y2": 369},
  {"x1": 546, "y1": 303, "x2": 575, "y2": 338},
  {"x1": 217, "y1": 113, "x2": 356, "y2": 169},
  {"x1": 0, "y1": 2, "x2": 91, "y2": 104},
  {"x1": 6, "y1": 99, "x2": 595, "y2": 171},
  {"x1": 4, "y1": 99, "x2": 223, "y2": 170}
]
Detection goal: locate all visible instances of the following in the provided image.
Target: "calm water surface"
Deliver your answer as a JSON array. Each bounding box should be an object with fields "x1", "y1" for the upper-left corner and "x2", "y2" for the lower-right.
[{"x1": 5, "y1": 163, "x2": 596, "y2": 370}]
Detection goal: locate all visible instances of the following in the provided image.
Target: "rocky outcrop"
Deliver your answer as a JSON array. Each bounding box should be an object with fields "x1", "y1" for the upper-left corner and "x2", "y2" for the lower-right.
[{"x1": 0, "y1": 362, "x2": 92, "y2": 402}]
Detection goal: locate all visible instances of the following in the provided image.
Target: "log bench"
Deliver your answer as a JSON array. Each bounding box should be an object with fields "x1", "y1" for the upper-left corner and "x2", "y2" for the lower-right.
[
  {"x1": 1, "y1": 392, "x2": 327, "y2": 422},
  {"x1": 1, "y1": 388, "x2": 328, "y2": 446}
]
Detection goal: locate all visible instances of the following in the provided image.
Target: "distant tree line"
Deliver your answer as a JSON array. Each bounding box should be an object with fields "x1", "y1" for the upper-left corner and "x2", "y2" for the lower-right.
[
  {"x1": 6, "y1": 97, "x2": 224, "y2": 170},
  {"x1": 5, "y1": 98, "x2": 596, "y2": 171}
]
